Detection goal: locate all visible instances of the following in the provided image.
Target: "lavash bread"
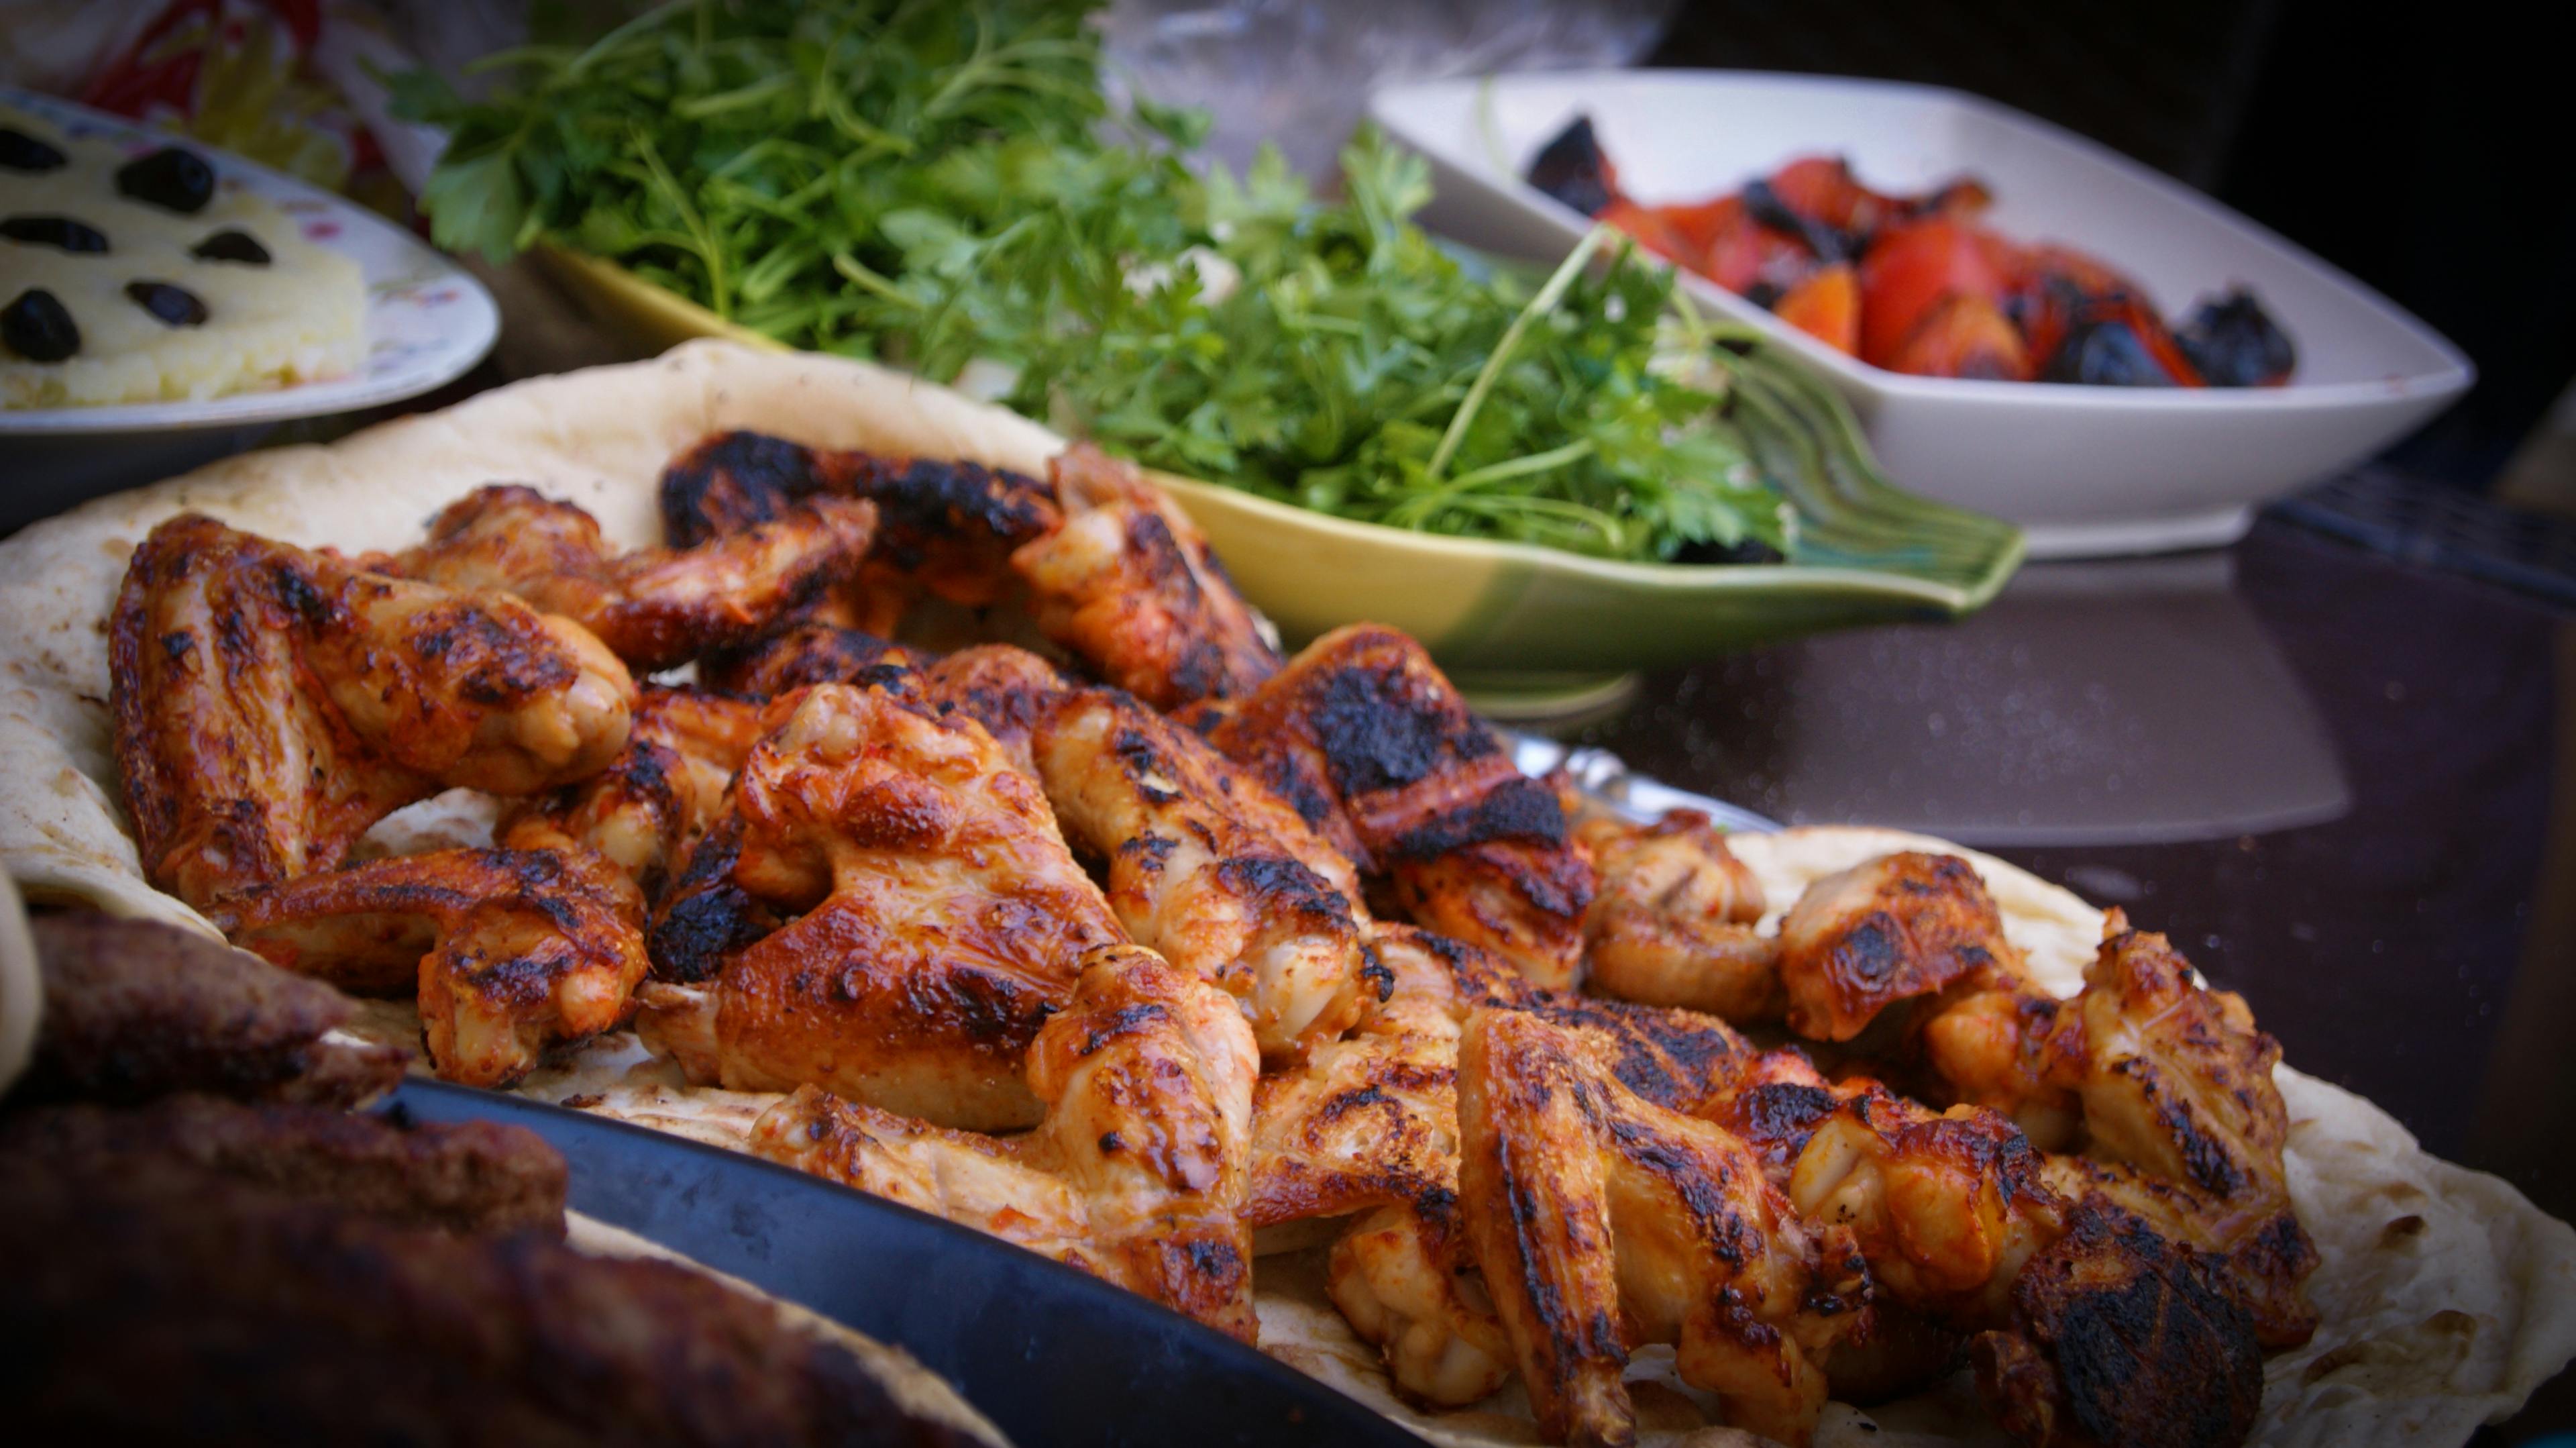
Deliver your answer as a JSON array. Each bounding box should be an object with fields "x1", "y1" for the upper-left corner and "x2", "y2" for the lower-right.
[{"x1": 0, "y1": 340, "x2": 2565, "y2": 1446}]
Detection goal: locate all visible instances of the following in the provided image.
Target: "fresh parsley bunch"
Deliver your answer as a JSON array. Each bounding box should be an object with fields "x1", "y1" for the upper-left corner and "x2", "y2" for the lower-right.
[{"x1": 400, "y1": 0, "x2": 1790, "y2": 561}]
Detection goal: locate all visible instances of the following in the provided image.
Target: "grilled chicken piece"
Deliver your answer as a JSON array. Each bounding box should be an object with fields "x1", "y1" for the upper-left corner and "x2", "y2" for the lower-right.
[
  {"x1": 1010, "y1": 443, "x2": 1280, "y2": 709},
  {"x1": 700, "y1": 621, "x2": 928, "y2": 700},
  {"x1": 498, "y1": 686, "x2": 763, "y2": 901},
  {"x1": 1776, "y1": 851, "x2": 2022, "y2": 1041},
  {"x1": 21, "y1": 913, "x2": 405, "y2": 1108},
  {"x1": 1916, "y1": 961, "x2": 2088, "y2": 1149},
  {"x1": 2040, "y1": 1155, "x2": 2318, "y2": 1350},
  {"x1": 1457, "y1": 1007, "x2": 1866, "y2": 1448},
  {"x1": 1034, "y1": 688, "x2": 1367, "y2": 1059},
  {"x1": 1972, "y1": 1199, "x2": 2265, "y2": 1448},
  {"x1": 1330, "y1": 1200, "x2": 1519, "y2": 1406},
  {"x1": 751, "y1": 943, "x2": 1260, "y2": 1338},
  {"x1": 386, "y1": 483, "x2": 877, "y2": 672},
  {"x1": 643, "y1": 683, "x2": 1124, "y2": 1131},
  {"x1": 207, "y1": 847, "x2": 649, "y2": 1088},
  {"x1": 659, "y1": 429, "x2": 1061, "y2": 636},
  {"x1": 1, "y1": 1095, "x2": 568, "y2": 1237},
  {"x1": 922, "y1": 645, "x2": 1073, "y2": 778},
  {"x1": 111, "y1": 515, "x2": 635, "y2": 914},
  {"x1": 1197, "y1": 624, "x2": 1595, "y2": 988},
  {"x1": 1578, "y1": 810, "x2": 1781, "y2": 1022}
]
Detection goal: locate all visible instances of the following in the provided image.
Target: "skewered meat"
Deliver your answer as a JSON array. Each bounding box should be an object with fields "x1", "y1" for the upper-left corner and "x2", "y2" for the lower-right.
[
  {"x1": 1577, "y1": 809, "x2": 1780, "y2": 1022},
  {"x1": 387, "y1": 483, "x2": 877, "y2": 671},
  {"x1": 1456, "y1": 1007, "x2": 1868, "y2": 1447},
  {"x1": 0, "y1": 1150, "x2": 1003, "y2": 1447},
  {"x1": 208, "y1": 846, "x2": 648, "y2": 1088},
  {"x1": 1034, "y1": 688, "x2": 1367, "y2": 1059},
  {"x1": 639, "y1": 683, "x2": 1123, "y2": 1130},
  {"x1": 498, "y1": 685, "x2": 763, "y2": 900},
  {"x1": 751, "y1": 943, "x2": 1259, "y2": 1339},
  {"x1": 1776, "y1": 850, "x2": 2019, "y2": 1041},
  {"x1": 1, "y1": 1094, "x2": 567, "y2": 1237},
  {"x1": 111, "y1": 514, "x2": 635, "y2": 913},
  {"x1": 1197, "y1": 624, "x2": 1595, "y2": 988},
  {"x1": 19, "y1": 913, "x2": 404, "y2": 1107},
  {"x1": 1010, "y1": 444, "x2": 1281, "y2": 709}
]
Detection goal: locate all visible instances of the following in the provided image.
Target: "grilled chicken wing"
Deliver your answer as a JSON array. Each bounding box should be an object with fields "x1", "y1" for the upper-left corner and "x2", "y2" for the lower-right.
[
  {"x1": 922, "y1": 645, "x2": 1072, "y2": 777},
  {"x1": 699, "y1": 621, "x2": 928, "y2": 700},
  {"x1": 1972, "y1": 1198, "x2": 2265, "y2": 1448},
  {"x1": 112, "y1": 515, "x2": 635, "y2": 913},
  {"x1": 1457, "y1": 1007, "x2": 1866, "y2": 1448},
  {"x1": 388, "y1": 483, "x2": 877, "y2": 672},
  {"x1": 1578, "y1": 810, "x2": 1780, "y2": 1022},
  {"x1": 1010, "y1": 444, "x2": 1280, "y2": 709},
  {"x1": 1776, "y1": 851, "x2": 2021, "y2": 1041},
  {"x1": 498, "y1": 686, "x2": 761, "y2": 900},
  {"x1": 751, "y1": 943, "x2": 1260, "y2": 1337},
  {"x1": 1034, "y1": 688, "x2": 1368, "y2": 1059},
  {"x1": 208, "y1": 847, "x2": 648, "y2": 1088},
  {"x1": 639, "y1": 683, "x2": 1124, "y2": 1130},
  {"x1": 1198, "y1": 624, "x2": 1595, "y2": 987},
  {"x1": 659, "y1": 429, "x2": 1061, "y2": 639},
  {"x1": 2039, "y1": 1155, "x2": 2317, "y2": 1350}
]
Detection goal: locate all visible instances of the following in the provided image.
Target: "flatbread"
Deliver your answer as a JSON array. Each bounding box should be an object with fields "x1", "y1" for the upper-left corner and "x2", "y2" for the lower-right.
[{"x1": 0, "y1": 340, "x2": 2565, "y2": 1447}]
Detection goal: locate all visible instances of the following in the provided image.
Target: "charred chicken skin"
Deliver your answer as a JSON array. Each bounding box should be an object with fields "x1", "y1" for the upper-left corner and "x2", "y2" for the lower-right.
[
  {"x1": 1009, "y1": 443, "x2": 1282, "y2": 709},
  {"x1": 1197, "y1": 624, "x2": 1596, "y2": 988},
  {"x1": 700, "y1": 621, "x2": 928, "y2": 703},
  {"x1": 386, "y1": 483, "x2": 878, "y2": 672},
  {"x1": 1776, "y1": 850, "x2": 2017, "y2": 1041},
  {"x1": 1034, "y1": 687, "x2": 1368, "y2": 1059},
  {"x1": 751, "y1": 942, "x2": 1260, "y2": 1338},
  {"x1": 498, "y1": 685, "x2": 762, "y2": 901},
  {"x1": 1578, "y1": 809, "x2": 1780, "y2": 1023},
  {"x1": 1458, "y1": 1007, "x2": 1868, "y2": 1448},
  {"x1": 111, "y1": 514, "x2": 635, "y2": 914},
  {"x1": 637, "y1": 682, "x2": 1124, "y2": 1131},
  {"x1": 207, "y1": 845, "x2": 649, "y2": 1088}
]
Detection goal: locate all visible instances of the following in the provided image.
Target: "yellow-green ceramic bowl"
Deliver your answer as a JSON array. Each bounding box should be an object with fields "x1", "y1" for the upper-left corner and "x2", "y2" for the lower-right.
[{"x1": 539, "y1": 249, "x2": 2026, "y2": 697}]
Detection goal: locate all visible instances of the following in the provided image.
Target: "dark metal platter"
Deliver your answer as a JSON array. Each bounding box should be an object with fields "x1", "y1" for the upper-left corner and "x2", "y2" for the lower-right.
[{"x1": 388, "y1": 1079, "x2": 1429, "y2": 1448}]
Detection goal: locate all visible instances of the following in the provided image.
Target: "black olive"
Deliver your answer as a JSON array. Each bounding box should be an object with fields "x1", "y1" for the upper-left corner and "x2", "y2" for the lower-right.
[
  {"x1": 0, "y1": 127, "x2": 66, "y2": 172},
  {"x1": 3, "y1": 289, "x2": 80, "y2": 361},
  {"x1": 125, "y1": 280, "x2": 209, "y2": 327},
  {"x1": 2041, "y1": 318, "x2": 2180, "y2": 387},
  {"x1": 115, "y1": 147, "x2": 215, "y2": 214},
  {"x1": 1525, "y1": 115, "x2": 1618, "y2": 217},
  {"x1": 189, "y1": 227, "x2": 270, "y2": 265},
  {"x1": 2177, "y1": 289, "x2": 2297, "y2": 387},
  {"x1": 1, "y1": 215, "x2": 109, "y2": 254}
]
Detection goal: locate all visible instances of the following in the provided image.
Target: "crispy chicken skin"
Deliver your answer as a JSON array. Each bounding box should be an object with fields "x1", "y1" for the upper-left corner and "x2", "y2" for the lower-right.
[
  {"x1": 1971, "y1": 1200, "x2": 2265, "y2": 1448},
  {"x1": 388, "y1": 483, "x2": 878, "y2": 672},
  {"x1": 1010, "y1": 443, "x2": 1281, "y2": 709},
  {"x1": 1, "y1": 1154, "x2": 1001, "y2": 1448},
  {"x1": 1578, "y1": 810, "x2": 1780, "y2": 1023},
  {"x1": 751, "y1": 943, "x2": 1260, "y2": 1338},
  {"x1": 1, "y1": 1095, "x2": 568, "y2": 1237},
  {"x1": 499, "y1": 685, "x2": 763, "y2": 900},
  {"x1": 702, "y1": 620, "x2": 929, "y2": 700},
  {"x1": 207, "y1": 846, "x2": 649, "y2": 1088},
  {"x1": 649, "y1": 683, "x2": 1124, "y2": 1131},
  {"x1": 1199, "y1": 624, "x2": 1595, "y2": 987},
  {"x1": 2040, "y1": 1155, "x2": 2317, "y2": 1350},
  {"x1": 1035, "y1": 688, "x2": 1368, "y2": 1059},
  {"x1": 1457, "y1": 1008, "x2": 1867, "y2": 1448},
  {"x1": 111, "y1": 515, "x2": 636, "y2": 913},
  {"x1": 1776, "y1": 851, "x2": 2019, "y2": 1041},
  {"x1": 922, "y1": 644, "x2": 1073, "y2": 777},
  {"x1": 22, "y1": 913, "x2": 403, "y2": 1107}
]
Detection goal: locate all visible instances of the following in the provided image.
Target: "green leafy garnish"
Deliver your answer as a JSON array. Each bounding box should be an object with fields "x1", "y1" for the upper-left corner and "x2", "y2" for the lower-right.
[{"x1": 400, "y1": 0, "x2": 1797, "y2": 562}]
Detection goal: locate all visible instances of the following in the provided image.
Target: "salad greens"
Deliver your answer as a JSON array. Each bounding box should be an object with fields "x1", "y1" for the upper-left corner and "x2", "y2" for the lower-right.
[{"x1": 397, "y1": 0, "x2": 1794, "y2": 561}]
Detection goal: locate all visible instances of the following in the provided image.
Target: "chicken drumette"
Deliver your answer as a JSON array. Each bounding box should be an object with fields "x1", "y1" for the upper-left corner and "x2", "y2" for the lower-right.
[
  {"x1": 498, "y1": 684, "x2": 762, "y2": 901},
  {"x1": 1577, "y1": 809, "x2": 1780, "y2": 1023},
  {"x1": 111, "y1": 514, "x2": 635, "y2": 915},
  {"x1": 751, "y1": 942, "x2": 1260, "y2": 1338}
]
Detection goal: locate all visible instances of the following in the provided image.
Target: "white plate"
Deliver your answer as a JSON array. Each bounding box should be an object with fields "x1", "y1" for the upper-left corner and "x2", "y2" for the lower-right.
[
  {"x1": 1370, "y1": 70, "x2": 2475, "y2": 558},
  {"x1": 1, "y1": 87, "x2": 497, "y2": 525}
]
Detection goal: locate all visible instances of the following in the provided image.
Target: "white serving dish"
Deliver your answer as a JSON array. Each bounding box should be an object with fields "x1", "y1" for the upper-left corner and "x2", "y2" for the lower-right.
[
  {"x1": 1370, "y1": 70, "x2": 2474, "y2": 558},
  {"x1": 0, "y1": 87, "x2": 498, "y2": 531}
]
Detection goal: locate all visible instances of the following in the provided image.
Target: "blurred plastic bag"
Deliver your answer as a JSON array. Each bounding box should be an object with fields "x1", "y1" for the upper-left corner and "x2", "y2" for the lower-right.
[{"x1": 1101, "y1": 0, "x2": 1673, "y2": 182}]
